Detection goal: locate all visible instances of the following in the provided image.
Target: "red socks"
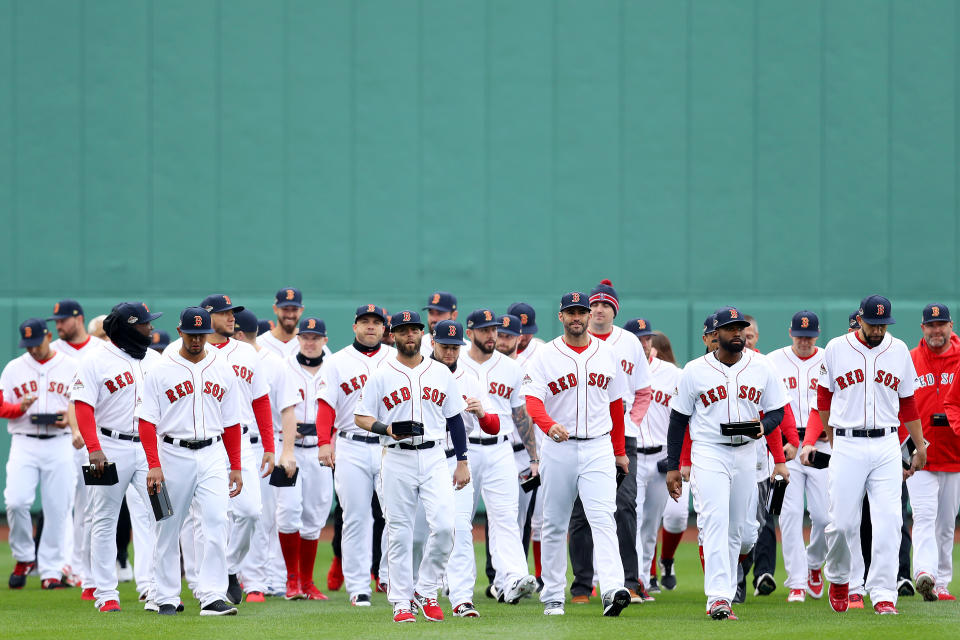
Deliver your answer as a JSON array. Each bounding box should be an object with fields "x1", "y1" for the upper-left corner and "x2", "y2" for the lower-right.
[
  {"x1": 661, "y1": 528, "x2": 683, "y2": 560},
  {"x1": 299, "y1": 536, "x2": 319, "y2": 586},
  {"x1": 650, "y1": 554, "x2": 657, "y2": 577},
  {"x1": 698, "y1": 545, "x2": 705, "y2": 571},
  {"x1": 278, "y1": 531, "x2": 300, "y2": 580},
  {"x1": 532, "y1": 540, "x2": 542, "y2": 577}
]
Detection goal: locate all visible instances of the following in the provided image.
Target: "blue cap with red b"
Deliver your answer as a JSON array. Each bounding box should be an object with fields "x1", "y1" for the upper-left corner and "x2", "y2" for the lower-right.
[
  {"x1": 433, "y1": 320, "x2": 466, "y2": 345},
  {"x1": 275, "y1": 287, "x2": 303, "y2": 309},
  {"x1": 48, "y1": 299, "x2": 83, "y2": 321},
  {"x1": 507, "y1": 302, "x2": 538, "y2": 334},
  {"x1": 178, "y1": 307, "x2": 214, "y2": 335},
  {"x1": 922, "y1": 303, "x2": 951, "y2": 325},
  {"x1": 498, "y1": 314, "x2": 522, "y2": 337},
  {"x1": 466, "y1": 309, "x2": 499, "y2": 329},
  {"x1": 19, "y1": 318, "x2": 49, "y2": 348},
  {"x1": 858, "y1": 295, "x2": 895, "y2": 325}
]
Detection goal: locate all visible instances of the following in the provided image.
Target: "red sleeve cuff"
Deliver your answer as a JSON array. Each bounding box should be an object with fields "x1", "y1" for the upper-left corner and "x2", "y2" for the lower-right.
[
  {"x1": 138, "y1": 418, "x2": 161, "y2": 469},
  {"x1": 780, "y1": 405, "x2": 800, "y2": 448},
  {"x1": 0, "y1": 400, "x2": 25, "y2": 419},
  {"x1": 222, "y1": 424, "x2": 242, "y2": 470},
  {"x1": 478, "y1": 412, "x2": 500, "y2": 435},
  {"x1": 609, "y1": 399, "x2": 626, "y2": 456},
  {"x1": 899, "y1": 395, "x2": 920, "y2": 423},
  {"x1": 251, "y1": 394, "x2": 275, "y2": 453},
  {"x1": 680, "y1": 430, "x2": 692, "y2": 467},
  {"x1": 803, "y1": 408, "x2": 824, "y2": 447},
  {"x1": 525, "y1": 396, "x2": 556, "y2": 435},
  {"x1": 316, "y1": 399, "x2": 337, "y2": 446},
  {"x1": 817, "y1": 386, "x2": 833, "y2": 412},
  {"x1": 629, "y1": 387, "x2": 652, "y2": 426},
  {"x1": 765, "y1": 427, "x2": 787, "y2": 463},
  {"x1": 75, "y1": 400, "x2": 101, "y2": 452}
]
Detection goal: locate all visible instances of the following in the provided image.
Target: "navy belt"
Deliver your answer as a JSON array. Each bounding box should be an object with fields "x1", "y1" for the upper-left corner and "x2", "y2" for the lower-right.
[
  {"x1": 100, "y1": 427, "x2": 140, "y2": 443},
  {"x1": 639, "y1": 445, "x2": 663, "y2": 455},
  {"x1": 295, "y1": 442, "x2": 318, "y2": 449},
  {"x1": 469, "y1": 435, "x2": 507, "y2": 446},
  {"x1": 339, "y1": 431, "x2": 381, "y2": 444},
  {"x1": 388, "y1": 441, "x2": 438, "y2": 451},
  {"x1": 834, "y1": 427, "x2": 897, "y2": 438},
  {"x1": 512, "y1": 442, "x2": 525, "y2": 452},
  {"x1": 719, "y1": 440, "x2": 753, "y2": 448},
  {"x1": 23, "y1": 434, "x2": 58, "y2": 440},
  {"x1": 162, "y1": 435, "x2": 221, "y2": 450}
]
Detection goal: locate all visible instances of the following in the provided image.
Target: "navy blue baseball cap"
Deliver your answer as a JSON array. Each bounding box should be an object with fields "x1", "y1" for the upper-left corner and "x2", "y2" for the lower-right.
[
  {"x1": 257, "y1": 319, "x2": 274, "y2": 336},
  {"x1": 233, "y1": 309, "x2": 259, "y2": 334},
  {"x1": 789, "y1": 311, "x2": 820, "y2": 337},
  {"x1": 858, "y1": 295, "x2": 895, "y2": 325},
  {"x1": 922, "y1": 303, "x2": 951, "y2": 324},
  {"x1": 713, "y1": 306, "x2": 750, "y2": 330},
  {"x1": 703, "y1": 314, "x2": 718, "y2": 335},
  {"x1": 849, "y1": 312, "x2": 860, "y2": 330},
  {"x1": 424, "y1": 291, "x2": 457, "y2": 313},
  {"x1": 466, "y1": 308, "x2": 499, "y2": 329},
  {"x1": 201, "y1": 294, "x2": 244, "y2": 314},
  {"x1": 623, "y1": 318, "x2": 654, "y2": 337},
  {"x1": 18, "y1": 318, "x2": 49, "y2": 348},
  {"x1": 298, "y1": 317, "x2": 326, "y2": 336},
  {"x1": 275, "y1": 287, "x2": 303, "y2": 308},
  {"x1": 559, "y1": 291, "x2": 590, "y2": 312},
  {"x1": 432, "y1": 320, "x2": 466, "y2": 345},
  {"x1": 355, "y1": 304, "x2": 388, "y2": 324},
  {"x1": 114, "y1": 301, "x2": 162, "y2": 325},
  {"x1": 390, "y1": 310, "x2": 424, "y2": 332},
  {"x1": 150, "y1": 330, "x2": 171, "y2": 350},
  {"x1": 48, "y1": 299, "x2": 84, "y2": 320},
  {"x1": 178, "y1": 307, "x2": 214, "y2": 335},
  {"x1": 498, "y1": 314, "x2": 522, "y2": 337},
  {"x1": 507, "y1": 302, "x2": 538, "y2": 334}
]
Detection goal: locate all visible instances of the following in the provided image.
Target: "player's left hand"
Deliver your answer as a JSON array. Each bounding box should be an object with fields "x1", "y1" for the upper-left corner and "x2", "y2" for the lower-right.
[
  {"x1": 278, "y1": 451, "x2": 297, "y2": 478},
  {"x1": 666, "y1": 470, "x2": 683, "y2": 500},
  {"x1": 783, "y1": 443, "x2": 797, "y2": 461},
  {"x1": 53, "y1": 413, "x2": 69, "y2": 429},
  {"x1": 72, "y1": 432, "x2": 85, "y2": 450},
  {"x1": 911, "y1": 444, "x2": 928, "y2": 473},
  {"x1": 772, "y1": 462, "x2": 790, "y2": 483},
  {"x1": 453, "y1": 460, "x2": 471, "y2": 490},
  {"x1": 260, "y1": 451, "x2": 275, "y2": 478},
  {"x1": 228, "y1": 469, "x2": 243, "y2": 498},
  {"x1": 615, "y1": 455, "x2": 629, "y2": 475},
  {"x1": 88, "y1": 450, "x2": 108, "y2": 476},
  {"x1": 528, "y1": 461, "x2": 539, "y2": 477},
  {"x1": 317, "y1": 444, "x2": 335, "y2": 469},
  {"x1": 464, "y1": 397, "x2": 485, "y2": 418}
]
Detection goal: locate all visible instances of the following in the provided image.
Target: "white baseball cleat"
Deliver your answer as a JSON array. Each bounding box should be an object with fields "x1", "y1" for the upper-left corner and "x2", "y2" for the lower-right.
[
  {"x1": 504, "y1": 575, "x2": 538, "y2": 604},
  {"x1": 543, "y1": 601, "x2": 565, "y2": 616}
]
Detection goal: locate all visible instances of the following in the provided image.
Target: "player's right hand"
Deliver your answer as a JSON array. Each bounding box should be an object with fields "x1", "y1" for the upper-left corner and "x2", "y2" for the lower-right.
[
  {"x1": 799, "y1": 444, "x2": 816, "y2": 466},
  {"x1": 71, "y1": 432, "x2": 85, "y2": 450},
  {"x1": 680, "y1": 465, "x2": 691, "y2": 482},
  {"x1": 19, "y1": 396, "x2": 37, "y2": 412},
  {"x1": 547, "y1": 423, "x2": 569, "y2": 443},
  {"x1": 88, "y1": 450, "x2": 108, "y2": 477},
  {"x1": 318, "y1": 444, "x2": 335, "y2": 469},
  {"x1": 666, "y1": 470, "x2": 683, "y2": 501},
  {"x1": 146, "y1": 467, "x2": 165, "y2": 495},
  {"x1": 464, "y1": 397, "x2": 485, "y2": 418},
  {"x1": 279, "y1": 452, "x2": 297, "y2": 478},
  {"x1": 386, "y1": 424, "x2": 404, "y2": 441},
  {"x1": 911, "y1": 444, "x2": 928, "y2": 472}
]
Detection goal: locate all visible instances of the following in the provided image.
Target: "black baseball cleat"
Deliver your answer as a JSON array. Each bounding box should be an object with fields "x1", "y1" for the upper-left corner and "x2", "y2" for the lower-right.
[
  {"x1": 659, "y1": 559, "x2": 677, "y2": 590},
  {"x1": 9, "y1": 561, "x2": 36, "y2": 589},
  {"x1": 601, "y1": 588, "x2": 631, "y2": 617},
  {"x1": 200, "y1": 600, "x2": 238, "y2": 616},
  {"x1": 226, "y1": 574, "x2": 242, "y2": 605},
  {"x1": 158, "y1": 604, "x2": 178, "y2": 616},
  {"x1": 754, "y1": 573, "x2": 777, "y2": 596},
  {"x1": 898, "y1": 577, "x2": 916, "y2": 597}
]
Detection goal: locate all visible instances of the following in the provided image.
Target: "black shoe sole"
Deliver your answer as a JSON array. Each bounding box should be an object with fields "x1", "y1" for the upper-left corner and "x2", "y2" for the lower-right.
[
  {"x1": 602, "y1": 589, "x2": 631, "y2": 617},
  {"x1": 756, "y1": 577, "x2": 777, "y2": 596}
]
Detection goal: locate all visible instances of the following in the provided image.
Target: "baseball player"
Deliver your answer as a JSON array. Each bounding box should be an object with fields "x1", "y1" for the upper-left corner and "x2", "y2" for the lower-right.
[
  {"x1": 568, "y1": 281, "x2": 652, "y2": 604},
  {"x1": 495, "y1": 314, "x2": 522, "y2": 358},
  {"x1": 625, "y1": 318, "x2": 682, "y2": 598},
  {"x1": 509, "y1": 302, "x2": 545, "y2": 367},
  {"x1": 276, "y1": 317, "x2": 333, "y2": 601},
  {"x1": 457, "y1": 309, "x2": 539, "y2": 603},
  {"x1": 910, "y1": 303, "x2": 960, "y2": 601},
  {"x1": 2, "y1": 319, "x2": 78, "y2": 590},
  {"x1": 818, "y1": 295, "x2": 926, "y2": 615},
  {"x1": 421, "y1": 291, "x2": 458, "y2": 356},
  {"x1": 315, "y1": 304, "x2": 395, "y2": 607},
  {"x1": 665, "y1": 306, "x2": 789, "y2": 620},
  {"x1": 259, "y1": 287, "x2": 329, "y2": 359},
  {"x1": 136, "y1": 307, "x2": 244, "y2": 616},
  {"x1": 768, "y1": 311, "x2": 829, "y2": 603},
  {"x1": 354, "y1": 310, "x2": 468, "y2": 623},
  {"x1": 522, "y1": 291, "x2": 632, "y2": 617},
  {"x1": 149, "y1": 330, "x2": 171, "y2": 353},
  {"x1": 233, "y1": 309, "x2": 299, "y2": 602},
  {"x1": 72, "y1": 302, "x2": 162, "y2": 612}
]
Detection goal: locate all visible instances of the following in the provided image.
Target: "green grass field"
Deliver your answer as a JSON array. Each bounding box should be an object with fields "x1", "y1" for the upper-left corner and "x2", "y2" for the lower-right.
[{"x1": 0, "y1": 540, "x2": 957, "y2": 639}]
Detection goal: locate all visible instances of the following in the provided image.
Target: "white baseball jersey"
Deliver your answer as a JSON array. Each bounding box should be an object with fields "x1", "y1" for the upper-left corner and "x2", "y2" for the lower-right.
[
  {"x1": 0, "y1": 351, "x2": 77, "y2": 436},
  {"x1": 259, "y1": 331, "x2": 332, "y2": 360},
  {"x1": 818, "y1": 332, "x2": 916, "y2": 429},
  {"x1": 638, "y1": 357, "x2": 682, "y2": 448},
  {"x1": 355, "y1": 355, "x2": 466, "y2": 442},
  {"x1": 316, "y1": 343, "x2": 395, "y2": 436},
  {"x1": 70, "y1": 343, "x2": 161, "y2": 434},
  {"x1": 257, "y1": 348, "x2": 299, "y2": 432},
  {"x1": 591, "y1": 326, "x2": 652, "y2": 438},
  {"x1": 459, "y1": 350, "x2": 525, "y2": 435},
  {"x1": 670, "y1": 350, "x2": 787, "y2": 444},
  {"x1": 767, "y1": 346, "x2": 823, "y2": 431},
  {"x1": 453, "y1": 365, "x2": 496, "y2": 438},
  {"x1": 51, "y1": 336, "x2": 103, "y2": 360},
  {"x1": 521, "y1": 336, "x2": 629, "y2": 438},
  {"x1": 208, "y1": 339, "x2": 269, "y2": 426},
  {"x1": 136, "y1": 351, "x2": 242, "y2": 439},
  {"x1": 515, "y1": 337, "x2": 545, "y2": 368},
  {"x1": 282, "y1": 355, "x2": 324, "y2": 444}
]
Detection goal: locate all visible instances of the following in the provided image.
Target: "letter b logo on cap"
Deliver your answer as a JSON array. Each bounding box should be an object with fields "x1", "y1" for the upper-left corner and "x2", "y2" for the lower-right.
[
  {"x1": 24, "y1": 327, "x2": 32, "y2": 338},
  {"x1": 286, "y1": 289, "x2": 295, "y2": 300},
  {"x1": 877, "y1": 304, "x2": 885, "y2": 315},
  {"x1": 402, "y1": 311, "x2": 411, "y2": 322},
  {"x1": 431, "y1": 294, "x2": 440, "y2": 304},
  {"x1": 307, "y1": 318, "x2": 316, "y2": 329},
  {"x1": 801, "y1": 317, "x2": 809, "y2": 328},
  {"x1": 933, "y1": 306, "x2": 940, "y2": 317},
  {"x1": 194, "y1": 315, "x2": 203, "y2": 327},
  {"x1": 571, "y1": 293, "x2": 581, "y2": 303},
  {"x1": 448, "y1": 325, "x2": 457, "y2": 337}
]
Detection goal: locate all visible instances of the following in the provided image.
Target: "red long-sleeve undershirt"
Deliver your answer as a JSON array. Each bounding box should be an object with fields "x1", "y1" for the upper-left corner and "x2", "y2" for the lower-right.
[
  {"x1": 525, "y1": 396, "x2": 626, "y2": 456},
  {"x1": 251, "y1": 394, "x2": 275, "y2": 453},
  {"x1": 629, "y1": 387, "x2": 652, "y2": 426},
  {"x1": 779, "y1": 405, "x2": 800, "y2": 448},
  {"x1": 0, "y1": 400, "x2": 25, "y2": 419},
  {"x1": 317, "y1": 399, "x2": 336, "y2": 445},
  {"x1": 478, "y1": 412, "x2": 500, "y2": 435},
  {"x1": 138, "y1": 418, "x2": 242, "y2": 470},
  {"x1": 75, "y1": 400, "x2": 101, "y2": 452}
]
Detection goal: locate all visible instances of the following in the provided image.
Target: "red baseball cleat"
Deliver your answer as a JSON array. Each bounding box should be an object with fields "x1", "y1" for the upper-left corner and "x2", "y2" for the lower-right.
[
  {"x1": 41, "y1": 578, "x2": 69, "y2": 590},
  {"x1": 246, "y1": 591, "x2": 265, "y2": 603},
  {"x1": 848, "y1": 594, "x2": 864, "y2": 609},
  {"x1": 807, "y1": 568, "x2": 824, "y2": 599},
  {"x1": 709, "y1": 599, "x2": 734, "y2": 620},
  {"x1": 8, "y1": 561, "x2": 36, "y2": 589},
  {"x1": 327, "y1": 557, "x2": 344, "y2": 591},
  {"x1": 394, "y1": 602, "x2": 416, "y2": 623},
  {"x1": 301, "y1": 581, "x2": 329, "y2": 600},
  {"x1": 935, "y1": 587, "x2": 956, "y2": 601},
  {"x1": 828, "y1": 582, "x2": 849, "y2": 612},
  {"x1": 81, "y1": 587, "x2": 96, "y2": 601},
  {"x1": 413, "y1": 591, "x2": 444, "y2": 621},
  {"x1": 873, "y1": 601, "x2": 898, "y2": 615},
  {"x1": 98, "y1": 600, "x2": 121, "y2": 613},
  {"x1": 285, "y1": 574, "x2": 305, "y2": 600}
]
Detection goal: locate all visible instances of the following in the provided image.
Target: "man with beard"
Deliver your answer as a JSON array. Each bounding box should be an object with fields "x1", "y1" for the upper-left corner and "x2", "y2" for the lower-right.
[
  {"x1": 818, "y1": 295, "x2": 926, "y2": 615},
  {"x1": 259, "y1": 288, "x2": 332, "y2": 359},
  {"x1": 510, "y1": 303, "x2": 544, "y2": 367},
  {"x1": 495, "y1": 314, "x2": 521, "y2": 358},
  {"x1": 354, "y1": 310, "x2": 467, "y2": 623},
  {"x1": 420, "y1": 292, "x2": 458, "y2": 356},
  {"x1": 522, "y1": 292, "x2": 631, "y2": 617},
  {"x1": 665, "y1": 307, "x2": 789, "y2": 620}
]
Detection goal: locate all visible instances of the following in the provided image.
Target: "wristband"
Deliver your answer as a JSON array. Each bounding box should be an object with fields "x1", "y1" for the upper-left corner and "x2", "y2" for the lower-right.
[
  {"x1": 370, "y1": 421, "x2": 389, "y2": 436},
  {"x1": 456, "y1": 453, "x2": 468, "y2": 462},
  {"x1": 529, "y1": 459, "x2": 539, "y2": 464}
]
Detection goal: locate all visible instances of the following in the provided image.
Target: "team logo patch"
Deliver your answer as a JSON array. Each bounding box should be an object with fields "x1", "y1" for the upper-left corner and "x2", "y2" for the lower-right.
[
  {"x1": 522, "y1": 374, "x2": 533, "y2": 385},
  {"x1": 819, "y1": 364, "x2": 827, "y2": 376},
  {"x1": 367, "y1": 304, "x2": 376, "y2": 313},
  {"x1": 801, "y1": 316, "x2": 809, "y2": 328},
  {"x1": 932, "y1": 306, "x2": 940, "y2": 317},
  {"x1": 730, "y1": 309, "x2": 739, "y2": 319},
  {"x1": 286, "y1": 289, "x2": 295, "y2": 300},
  {"x1": 402, "y1": 311, "x2": 411, "y2": 322},
  {"x1": 152, "y1": 333, "x2": 160, "y2": 344},
  {"x1": 73, "y1": 379, "x2": 84, "y2": 391},
  {"x1": 194, "y1": 315, "x2": 203, "y2": 327},
  {"x1": 571, "y1": 293, "x2": 581, "y2": 303},
  {"x1": 484, "y1": 310, "x2": 493, "y2": 321},
  {"x1": 877, "y1": 304, "x2": 885, "y2": 315},
  {"x1": 638, "y1": 319, "x2": 647, "y2": 330},
  {"x1": 23, "y1": 327, "x2": 32, "y2": 338},
  {"x1": 502, "y1": 316, "x2": 510, "y2": 328},
  {"x1": 204, "y1": 306, "x2": 214, "y2": 312},
  {"x1": 307, "y1": 318, "x2": 317, "y2": 329},
  {"x1": 143, "y1": 303, "x2": 150, "y2": 312},
  {"x1": 520, "y1": 313, "x2": 528, "y2": 325},
  {"x1": 224, "y1": 295, "x2": 232, "y2": 305},
  {"x1": 127, "y1": 316, "x2": 138, "y2": 324},
  {"x1": 431, "y1": 293, "x2": 441, "y2": 304},
  {"x1": 448, "y1": 325, "x2": 457, "y2": 337},
  {"x1": 53, "y1": 303, "x2": 60, "y2": 314}
]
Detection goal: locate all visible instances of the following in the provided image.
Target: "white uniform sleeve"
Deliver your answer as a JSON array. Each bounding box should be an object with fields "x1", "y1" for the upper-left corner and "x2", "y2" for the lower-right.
[
  {"x1": 220, "y1": 375, "x2": 244, "y2": 428},
  {"x1": 609, "y1": 359, "x2": 630, "y2": 403},
  {"x1": 818, "y1": 348, "x2": 835, "y2": 392},
  {"x1": 520, "y1": 352, "x2": 547, "y2": 401},
  {"x1": 251, "y1": 356, "x2": 270, "y2": 401},
  {"x1": 275, "y1": 365, "x2": 300, "y2": 412},
  {"x1": 631, "y1": 342, "x2": 653, "y2": 390},
  {"x1": 355, "y1": 374, "x2": 380, "y2": 419},
  {"x1": 442, "y1": 375, "x2": 467, "y2": 419},
  {"x1": 898, "y1": 345, "x2": 918, "y2": 398},
  {"x1": 69, "y1": 357, "x2": 100, "y2": 406},
  {"x1": 136, "y1": 369, "x2": 162, "y2": 424},
  {"x1": 759, "y1": 360, "x2": 788, "y2": 413},
  {"x1": 0, "y1": 364, "x2": 10, "y2": 402},
  {"x1": 316, "y1": 358, "x2": 341, "y2": 408},
  {"x1": 508, "y1": 364, "x2": 525, "y2": 409},
  {"x1": 669, "y1": 365, "x2": 697, "y2": 416}
]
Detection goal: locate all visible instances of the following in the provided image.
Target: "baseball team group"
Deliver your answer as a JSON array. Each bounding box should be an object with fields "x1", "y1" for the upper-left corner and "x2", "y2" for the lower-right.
[{"x1": 2, "y1": 281, "x2": 958, "y2": 622}]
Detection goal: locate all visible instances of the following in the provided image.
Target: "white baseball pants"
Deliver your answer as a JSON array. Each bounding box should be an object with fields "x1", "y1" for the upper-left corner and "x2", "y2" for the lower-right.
[
  {"x1": 4, "y1": 435, "x2": 73, "y2": 580},
  {"x1": 241, "y1": 436, "x2": 286, "y2": 593},
  {"x1": 635, "y1": 451, "x2": 669, "y2": 589},
  {"x1": 906, "y1": 469, "x2": 960, "y2": 588},
  {"x1": 539, "y1": 434, "x2": 623, "y2": 604},
  {"x1": 89, "y1": 436, "x2": 156, "y2": 607},
  {"x1": 225, "y1": 435, "x2": 262, "y2": 575},
  {"x1": 334, "y1": 437, "x2": 382, "y2": 597},
  {"x1": 276, "y1": 444, "x2": 332, "y2": 539},
  {"x1": 689, "y1": 440, "x2": 755, "y2": 608},
  {"x1": 71, "y1": 446, "x2": 93, "y2": 588},
  {"x1": 124, "y1": 482, "x2": 154, "y2": 599},
  {"x1": 662, "y1": 480, "x2": 690, "y2": 534},
  {"x1": 153, "y1": 441, "x2": 230, "y2": 608},
  {"x1": 444, "y1": 454, "x2": 477, "y2": 608},
  {"x1": 780, "y1": 455, "x2": 829, "y2": 589},
  {"x1": 379, "y1": 445, "x2": 455, "y2": 604},
  {"x1": 823, "y1": 433, "x2": 902, "y2": 605}
]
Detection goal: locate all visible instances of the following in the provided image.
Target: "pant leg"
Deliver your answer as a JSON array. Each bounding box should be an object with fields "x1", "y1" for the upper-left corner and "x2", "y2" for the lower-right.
[
  {"x1": 276, "y1": 448, "x2": 306, "y2": 534},
  {"x1": 71, "y1": 447, "x2": 91, "y2": 585},
  {"x1": 127, "y1": 462, "x2": 156, "y2": 601},
  {"x1": 4, "y1": 436, "x2": 42, "y2": 564},
  {"x1": 805, "y1": 466, "x2": 830, "y2": 569},
  {"x1": 194, "y1": 449, "x2": 230, "y2": 607},
  {"x1": 754, "y1": 502, "x2": 778, "y2": 579},
  {"x1": 226, "y1": 443, "x2": 262, "y2": 574},
  {"x1": 636, "y1": 453, "x2": 668, "y2": 590},
  {"x1": 862, "y1": 437, "x2": 903, "y2": 605},
  {"x1": 780, "y1": 458, "x2": 809, "y2": 588},
  {"x1": 906, "y1": 470, "x2": 939, "y2": 580},
  {"x1": 335, "y1": 439, "x2": 376, "y2": 597},
  {"x1": 578, "y1": 436, "x2": 624, "y2": 598},
  {"x1": 567, "y1": 497, "x2": 593, "y2": 596},
  {"x1": 116, "y1": 497, "x2": 131, "y2": 566},
  {"x1": 614, "y1": 437, "x2": 639, "y2": 590},
  {"x1": 36, "y1": 437, "x2": 74, "y2": 579},
  {"x1": 415, "y1": 448, "x2": 456, "y2": 598},
  {"x1": 824, "y1": 436, "x2": 868, "y2": 588},
  {"x1": 300, "y1": 455, "x2": 333, "y2": 540},
  {"x1": 898, "y1": 481, "x2": 912, "y2": 579},
  {"x1": 445, "y1": 455, "x2": 477, "y2": 608},
  {"x1": 935, "y1": 472, "x2": 960, "y2": 588},
  {"x1": 539, "y1": 438, "x2": 580, "y2": 604},
  {"x1": 332, "y1": 500, "x2": 343, "y2": 558},
  {"x1": 154, "y1": 444, "x2": 200, "y2": 607},
  {"x1": 483, "y1": 442, "x2": 530, "y2": 585},
  {"x1": 380, "y1": 448, "x2": 420, "y2": 604},
  {"x1": 240, "y1": 439, "x2": 274, "y2": 593}
]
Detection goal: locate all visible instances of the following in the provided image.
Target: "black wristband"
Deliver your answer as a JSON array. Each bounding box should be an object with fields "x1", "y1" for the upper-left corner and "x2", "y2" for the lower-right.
[
  {"x1": 370, "y1": 421, "x2": 389, "y2": 436},
  {"x1": 456, "y1": 453, "x2": 468, "y2": 461}
]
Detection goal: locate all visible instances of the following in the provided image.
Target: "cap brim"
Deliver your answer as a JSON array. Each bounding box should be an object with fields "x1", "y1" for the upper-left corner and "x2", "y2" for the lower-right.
[
  {"x1": 922, "y1": 318, "x2": 951, "y2": 324},
  {"x1": 19, "y1": 337, "x2": 44, "y2": 348},
  {"x1": 716, "y1": 320, "x2": 751, "y2": 329},
  {"x1": 789, "y1": 329, "x2": 820, "y2": 337},
  {"x1": 468, "y1": 322, "x2": 500, "y2": 329},
  {"x1": 560, "y1": 304, "x2": 590, "y2": 312},
  {"x1": 180, "y1": 328, "x2": 215, "y2": 335},
  {"x1": 142, "y1": 312, "x2": 163, "y2": 323},
  {"x1": 298, "y1": 330, "x2": 326, "y2": 336},
  {"x1": 47, "y1": 314, "x2": 74, "y2": 320},
  {"x1": 498, "y1": 329, "x2": 521, "y2": 337},
  {"x1": 391, "y1": 322, "x2": 425, "y2": 332},
  {"x1": 225, "y1": 305, "x2": 245, "y2": 313},
  {"x1": 520, "y1": 323, "x2": 538, "y2": 335},
  {"x1": 633, "y1": 330, "x2": 655, "y2": 337},
  {"x1": 433, "y1": 337, "x2": 466, "y2": 345},
  {"x1": 862, "y1": 318, "x2": 895, "y2": 325},
  {"x1": 423, "y1": 304, "x2": 454, "y2": 312},
  {"x1": 355, "y1": 312, "x2": 387, "y2": 323},
  {"x1": 275, "y1": 301, "x2": 303, "y2": 308}
]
